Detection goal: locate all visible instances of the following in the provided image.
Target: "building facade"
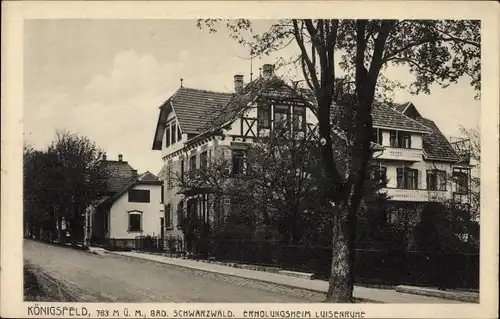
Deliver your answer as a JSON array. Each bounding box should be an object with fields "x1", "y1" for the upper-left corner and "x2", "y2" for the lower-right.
[
  {"x1": 152, "y1": 64, "x2": 472, "y2": 242},
  {"x1": 86, "y1": 154, "x2": 164, "y2": 248}
]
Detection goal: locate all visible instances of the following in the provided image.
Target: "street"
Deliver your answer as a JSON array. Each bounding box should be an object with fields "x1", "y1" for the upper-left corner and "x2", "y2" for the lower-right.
[{"x1": 24, "y1": 240, "x2": 316, "y2": 302}]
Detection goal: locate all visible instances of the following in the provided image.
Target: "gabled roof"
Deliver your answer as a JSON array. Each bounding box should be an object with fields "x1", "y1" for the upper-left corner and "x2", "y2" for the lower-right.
[
  {"x1": 94, "y1": 171, "x2": 162, "y2": 209},
  {"x1": 393, "y1": 102, "x2": 411, "y2": 114},
  {"x1": 151, "y1": 73, "x2": 457, "y2": 163},
  {"x1": 415, "y1": 117, "x2": 460, "y2": 162},
  {"x1": 99, "y1": 160, "x2": 138, "y2": 193},
  {"x1": 152, "y1": 87, "x2": 233, "y2": 150},
  {"x1": 329, "y1": 101, "x2": 432, "y2": 133},
  {"x1": 371, "y1": 103, "x2": 431, "y2": 133},
  {"x1": 392, "y1": 103, "x2": 460, "y2": 162}
]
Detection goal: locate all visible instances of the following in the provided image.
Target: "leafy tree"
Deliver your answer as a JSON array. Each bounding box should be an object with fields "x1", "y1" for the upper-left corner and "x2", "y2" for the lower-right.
[
  {"x1": 198, "y1": 19, "x2": 480, "y2": 302},
  {"x1": 23, "y1": 130, "x2": 108, "y2": 244}
]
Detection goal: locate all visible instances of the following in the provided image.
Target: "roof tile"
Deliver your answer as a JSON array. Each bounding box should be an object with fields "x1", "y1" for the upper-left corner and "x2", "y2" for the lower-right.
[
  {"x1": 170, "y1": 87, "x2": 233, "y2": 134},
  {"x1": 100, "y1": 160, "x2": 137, "y2": 193}
]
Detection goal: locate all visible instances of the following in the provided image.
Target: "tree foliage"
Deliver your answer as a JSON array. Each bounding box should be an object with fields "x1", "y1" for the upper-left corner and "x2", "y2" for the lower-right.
[
  {"x1": 198, "y1": 19, "x2": 480, "y2": 302},
  {"x1": 23, "y1": 130, "x2": 108, "y2": 243}
]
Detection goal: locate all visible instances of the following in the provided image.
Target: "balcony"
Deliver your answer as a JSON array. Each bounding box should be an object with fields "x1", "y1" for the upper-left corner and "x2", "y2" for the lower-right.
[
  {"x1": 377, "y1": 147, "x2": 422, "y2": 162},
  {"x1": 381, "y1": 188, "x2": 450, "y2": 202}
]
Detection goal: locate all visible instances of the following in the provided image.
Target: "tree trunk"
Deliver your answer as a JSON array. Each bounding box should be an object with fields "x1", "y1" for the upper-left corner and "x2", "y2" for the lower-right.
[{"x1": 325, "y1": 203, "x2": 354, "y2": 302}]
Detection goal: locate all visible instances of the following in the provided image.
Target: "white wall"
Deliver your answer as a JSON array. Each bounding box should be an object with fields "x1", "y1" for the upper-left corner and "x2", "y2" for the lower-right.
[
  {"x1": 382, "y1": 161, "x2": 453, "y2": 189},
  {"x1": 380, "y1": 130, "x2": 423, "y2": 149},
  {"x1": 108, "y1": 184, "x2": 163, "y2": 239}
]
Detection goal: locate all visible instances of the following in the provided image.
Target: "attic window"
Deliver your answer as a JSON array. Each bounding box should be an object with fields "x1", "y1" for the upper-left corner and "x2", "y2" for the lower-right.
[
  {"x1": 171, "y1": 122, "x2": 177, "y2": 144},
  {"x1": 165, "y1": 120, "x2": 179, "y2": 147},
  {"x1": 128, "y1": 190, "x2": 150, "y2": 203}
]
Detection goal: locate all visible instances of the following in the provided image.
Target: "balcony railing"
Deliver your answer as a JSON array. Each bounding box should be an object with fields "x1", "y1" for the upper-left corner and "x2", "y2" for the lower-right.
[
  {"x1": 377, "y1": 147, "x2": 422, "y2": 162},
  {"x1": 381, "y1": 188, "x2": 450, "y2": 202}
]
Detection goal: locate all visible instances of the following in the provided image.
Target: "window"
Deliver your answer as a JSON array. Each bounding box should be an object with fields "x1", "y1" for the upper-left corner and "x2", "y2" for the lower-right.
[
  {"x1": 165, "y1": 126, "x2": 171, "y2": 147},
  {"x1": 178, "y1": 125, "x2": 182, "y2": 140},
  {"x1": 171, "y1": 122, "x2": 177, "y2": 144},
  {"x1": 187, "y1": 198, "x2": 198, "y2": 221},
  {"x1": 375, "y1": 166, "x2": 387, "y2": 186},
  {"x1": 200, "y1": 151, "x2": 208, "y2": 168},
  {"x1": 189, "y1": 155, "x2": 197, "y2": 171},
  {"x1": 389, "y1": 131, "x2": 398, "y2": 147},
  {"x1": 165, "y1": 204, "x2": 173, "y2": 228},
  {"x1": 128, "y1": 212, "x2": 142, "y2": 232},
  {"x1": 165, "y1": 121, "x2": 179, "y2": 147},
  {"x1": 177, "y1": 202, "x2": 184, "y2": 228},
  {"x1": 292, "y1": 106, "x2": 306, "y2": 132},
  {"x1": 258, "y1": 104, "x2": 271, "y2": 129},
  {"x1": 398, "y1": 132, "x2": 412, "y2": 148},
  {"x1": 427, "y1": 169, "x2": 447, "y2": 191},
  {"x1": 389, "y1": 130, "x2": 412, "y2": 148},
  {"x1": 396, "y1": 167, "x2": 419, "y2": 189},
  {"x1": 372, "y1": 128, "x2": 383, "y2": 145},
  {"x1": 232, "y1": 150, "x2": 247, "y2": 175},
  {"x1": 274, "y1": 105, "x2": 289, "y2": 129},
  {"x1": 160, "y1": 184, "x2": 164, "y2": 203},
  {"x1": 128, "y1": 190, "x2": 150, "y2": 203},
  {"x1": 454, "y1": 171, "x2": 469, "y2": 194}
]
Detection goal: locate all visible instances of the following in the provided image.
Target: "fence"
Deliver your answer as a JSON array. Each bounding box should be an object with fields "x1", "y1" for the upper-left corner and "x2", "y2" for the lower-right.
[
  {"x1": 134, "y1": 235, "x2": 164, "y2": 252},
  {"x1": 204, "y1": 239, "x2": 479, "y2": 290},
  {"x1": 130, "y1": 235, "x2": 479, "y2": 289},
  {"x1": 134, "y1": 235, "x2": 186, "y2": 257}
]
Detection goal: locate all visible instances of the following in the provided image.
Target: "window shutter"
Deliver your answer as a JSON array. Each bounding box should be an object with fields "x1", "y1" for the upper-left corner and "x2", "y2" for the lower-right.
[
  {"x1": 160, "y1": 184, "x2": 164, "y2": 203},
  {"x1": 165, "y1": 204, "x2": 171, "y2": 227}
]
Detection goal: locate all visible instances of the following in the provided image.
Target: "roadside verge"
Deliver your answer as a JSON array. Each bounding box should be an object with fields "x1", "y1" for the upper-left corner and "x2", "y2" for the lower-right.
[{"x1": 23, "y1": 262, "x2": 77, "y2": 302}]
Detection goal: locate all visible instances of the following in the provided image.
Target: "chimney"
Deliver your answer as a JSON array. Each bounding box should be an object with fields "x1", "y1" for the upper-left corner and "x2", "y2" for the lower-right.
[
  {"x1": 132, "y1": 169, "x2": 138, "y2": 176},
  {"x1": 118, "y1": 154, "x2": 123, "y2": 162},
  {"x1": 234, "y1": 74, "x2": 244, "y2": 93},
  {"x1": 102, "y1": 153, "x2": 107, "y2": 161},
  {"x1": 262, "y1": 64, "x2": 274, "y2": 79}
]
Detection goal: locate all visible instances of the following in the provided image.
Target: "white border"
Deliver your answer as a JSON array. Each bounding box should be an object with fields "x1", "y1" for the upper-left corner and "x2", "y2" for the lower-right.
[{"x1": 1, "y1": 1, "x2": 499, "y2": 318}]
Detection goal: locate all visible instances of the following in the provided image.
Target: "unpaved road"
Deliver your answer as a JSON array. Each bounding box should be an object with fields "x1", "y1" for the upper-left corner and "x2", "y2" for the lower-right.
[{"x1": 24, "y1": 240, "x2": 313, "y2": 302}]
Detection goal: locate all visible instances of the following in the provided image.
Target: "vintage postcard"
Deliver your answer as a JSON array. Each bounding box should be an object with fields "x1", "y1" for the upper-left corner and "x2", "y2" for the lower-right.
[{"x1": 1, "y1": 1, "x2": 499, "y2": 318}]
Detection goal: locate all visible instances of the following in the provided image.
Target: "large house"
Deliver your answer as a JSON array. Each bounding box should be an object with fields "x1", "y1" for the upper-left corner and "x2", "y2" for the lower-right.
[
  {"x1": 86, "y1": 154, "x2": 164, "y2": 248},
  {"x1": 151, "y1": 64, "x2": 472, "y2": 240}
]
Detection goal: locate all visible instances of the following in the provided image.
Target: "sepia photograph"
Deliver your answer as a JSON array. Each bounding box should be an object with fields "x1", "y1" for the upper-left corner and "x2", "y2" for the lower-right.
[{"x1": 1, "y1": 1, "x2": 499, "y2": 318}]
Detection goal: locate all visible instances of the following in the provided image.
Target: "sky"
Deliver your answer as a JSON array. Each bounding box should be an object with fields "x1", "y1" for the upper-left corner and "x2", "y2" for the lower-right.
[{"x1": 24, "y1": 19, "x2": 481, "y2": 174}]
